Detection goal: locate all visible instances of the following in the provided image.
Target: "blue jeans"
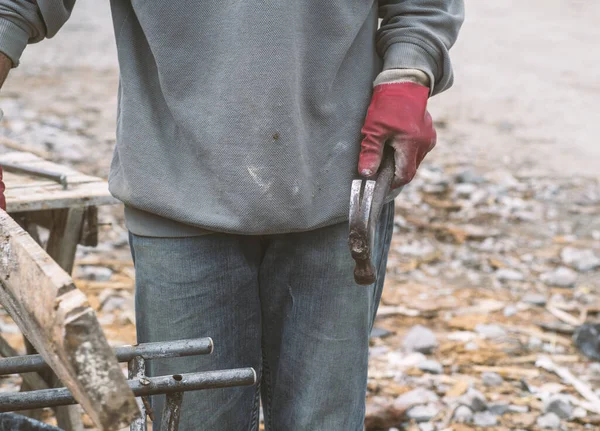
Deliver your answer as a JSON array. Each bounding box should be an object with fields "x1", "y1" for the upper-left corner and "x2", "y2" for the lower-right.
[{"x1": 129, "y1": 203, "x2": 394, "y2": 431}]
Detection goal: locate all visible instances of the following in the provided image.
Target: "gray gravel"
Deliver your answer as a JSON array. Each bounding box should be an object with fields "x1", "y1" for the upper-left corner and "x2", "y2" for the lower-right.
[
  {"x1": 521, "y1": 293, "x2": 548, "y2": 307},
  {"x1": 536, "y1": 412, "x2": 561, "y2": 429},
  {"x1": 406, "y1": 403, "x2": 440, "y2": 423},
  {"x1": 495, "y1": 268, "x2": 524, "y2": 282},
  {"x1": 475, "y1": 324, "x2": 507, "y2": 339},
  {"x1": 540, "y1": 267, "x2": 577, "y2": 288},
  {"x1": 458, "y1": 388, "x2": 487, "y2": 412},
  {"x1": 488, "y1": 401, "x2": 509, "y2": 416},
  {"x1": 481, "y1": 372, "x2": 504, "y2": 387},
  {"x1": 418, "y1": 360, "x2": 443, "y2": 375},
  {"x1": 560, "y1": 247, "x2": 600, "y2": 272},
  {"x1": 473, "y1": 411, "x2": 498, "y2": 427},
  {"x1": 543, "y1": 394, "x2": 572, "y2": 419},
  {"x1": 403, "y1": 325, "x2": 438, "y2": 354},
  {"x1": 453, "y1": 405, "x2": 473, "y2": 423}
]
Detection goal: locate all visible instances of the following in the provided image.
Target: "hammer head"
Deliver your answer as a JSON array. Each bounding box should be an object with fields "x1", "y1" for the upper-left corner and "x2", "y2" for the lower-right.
[
  {"x1": 348, "y1": 148, "x2": 396, "y2": 286},
  {"x1": 349, "y1": 226, "x2": 377, "y2": 285},
  {"x1": 348, "y1": 179, "x2": 377, "y2": 285}
]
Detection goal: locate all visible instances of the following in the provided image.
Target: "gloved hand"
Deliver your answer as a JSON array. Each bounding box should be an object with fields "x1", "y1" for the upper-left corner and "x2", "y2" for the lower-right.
[
  {"x1": 358, "y1": 81, "x2": 436, "y2": 188},
  {"x1": 0, "y1": 166, "x2": 5, "y2": 210}
]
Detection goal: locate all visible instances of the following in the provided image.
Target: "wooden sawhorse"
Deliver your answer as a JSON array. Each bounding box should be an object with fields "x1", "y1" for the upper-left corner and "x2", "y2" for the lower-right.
[{"x1": 1, "y1": 151, "x2": 120, "y2": 430}]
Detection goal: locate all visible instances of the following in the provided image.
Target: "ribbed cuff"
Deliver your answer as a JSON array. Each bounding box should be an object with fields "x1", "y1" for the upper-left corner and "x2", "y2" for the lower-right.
[
  {"x1": 373, "y1": 69, "x2": 431, "y2": 89},
  {"x1": 0, "y1": 18, "x2": 29, "y2": 67},
  {"x1": 382, "y1": 42, "x2": 438, "y2": 95}
]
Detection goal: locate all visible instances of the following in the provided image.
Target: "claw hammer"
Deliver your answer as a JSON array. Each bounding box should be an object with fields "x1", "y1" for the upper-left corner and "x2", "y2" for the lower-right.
[{"x1": 348, "y1": 148, "x2": 395, "y2": 285}]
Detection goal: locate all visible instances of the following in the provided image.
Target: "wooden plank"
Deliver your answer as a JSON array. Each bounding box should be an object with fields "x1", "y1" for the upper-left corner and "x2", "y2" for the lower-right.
[
  {"x1": 13, "y1": 208, "x2": 100, "y2": 248},
  {"x1": 0, "y1": 210, "x2": 139, "y2": 430},
  {"x1": 40, "y1": 208, "x2": 86, "y2": 430},
  {"x1": 6, "y1": 181, "x2": 120, "y2": 213},
  {"x1": 2, "y1": 173, "x2": 102, "y2": 189},
  {"x1": 0, "y1": 152, "x2": 100, "y2": 186},
  {"x1": 46, "y1": 208, "x2": 86, "y2": 275},
  {"x1": 2, "y1": 172, "x2": 99, "y2": 189},
  {"x1": 15, "y1": 220, "x2": 84, "y2": 430},
  {"x1": 0, "y1": 151, "x2": 91, "y2": 174},
  {"x1": 0, "y1": 151, "x2": 119, "y2": 212},
  {"x1": 80, "y1": 207, "x2": 100, "y2": 247}
]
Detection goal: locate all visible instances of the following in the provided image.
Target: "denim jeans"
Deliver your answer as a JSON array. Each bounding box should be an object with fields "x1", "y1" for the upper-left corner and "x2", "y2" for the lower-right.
[{"x1": 129, "y1": 203, "x2": 394, "y2": 431}]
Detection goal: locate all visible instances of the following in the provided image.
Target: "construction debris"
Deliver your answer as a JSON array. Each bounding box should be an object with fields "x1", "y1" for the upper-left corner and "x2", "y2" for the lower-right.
[
  {"x1": 32, "y1": 157, "x2": 599, "y2": 431},
  {"x1": 364, "y1": 158, "x2": 600, "y2": 430},
  {"x1": 18, "y1": 156, "x2": 594, "y2": 430}
]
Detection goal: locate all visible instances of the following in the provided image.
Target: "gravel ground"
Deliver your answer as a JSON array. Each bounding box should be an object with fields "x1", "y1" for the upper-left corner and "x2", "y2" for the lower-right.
[{"x1": 0, "y1": 1, "x2": 599, "y2": 430}]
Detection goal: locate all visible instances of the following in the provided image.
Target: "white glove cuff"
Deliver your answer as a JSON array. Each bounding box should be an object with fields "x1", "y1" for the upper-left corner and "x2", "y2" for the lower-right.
[{"x1": 373, "y1": 69, "x2": 431, "y2": 89}]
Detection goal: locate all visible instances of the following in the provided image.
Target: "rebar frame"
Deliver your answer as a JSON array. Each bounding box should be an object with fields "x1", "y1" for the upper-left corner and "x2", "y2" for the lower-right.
[{"x1": 0, "y1": 338, "x2": 257, "y2": 431}]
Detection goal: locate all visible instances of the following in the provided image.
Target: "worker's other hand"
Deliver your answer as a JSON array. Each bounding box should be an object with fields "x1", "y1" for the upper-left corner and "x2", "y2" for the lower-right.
[
  {"x1": 0, "y1": 166, "x2": 6, "y2": 210},
  {"x1": 358, "y1": 82, "x2": 436, "y2": 188}
]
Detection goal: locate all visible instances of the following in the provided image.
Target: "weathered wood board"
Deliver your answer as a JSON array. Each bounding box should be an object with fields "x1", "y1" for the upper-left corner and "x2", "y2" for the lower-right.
[
  {"x1": 0, "y1": 210, "x2": 139, "y2": 430},
  {"x1": 0, "y1": 151, "x2": 119, "y2": 213}
]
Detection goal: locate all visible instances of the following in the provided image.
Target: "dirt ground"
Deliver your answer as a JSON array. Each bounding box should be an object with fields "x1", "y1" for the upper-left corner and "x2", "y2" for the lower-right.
[{"x1": 0, "y1": 1, "x2": 599, "y2": 430}]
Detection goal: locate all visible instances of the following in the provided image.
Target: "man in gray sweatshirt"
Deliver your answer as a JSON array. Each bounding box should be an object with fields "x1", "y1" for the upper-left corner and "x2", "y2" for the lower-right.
[{"x1": 0, "y1": 1, "x2": 463, "y2": 429}]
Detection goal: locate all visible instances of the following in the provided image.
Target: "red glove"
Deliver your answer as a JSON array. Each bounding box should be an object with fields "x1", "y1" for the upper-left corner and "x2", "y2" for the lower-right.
[
  {"x1": 358, "y1": 82, "x2": 436, "y2": 188},
  {"x1": 0, "y1": 166, "x2": 5, "y2": 210}
]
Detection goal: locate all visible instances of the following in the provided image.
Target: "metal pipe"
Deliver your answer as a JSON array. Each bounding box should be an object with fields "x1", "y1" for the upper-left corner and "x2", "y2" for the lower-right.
[
  {"x1": 116, "y1": 338, "x2": 214, "y2": 363},
  {"x1": 0, "y1": 161, "x2": 68, "y2": 190},
  {"x1": 0, "y1": 368, "x2": 256, "y2": 413},
  {"x1": 129, "y1": 356, "x2": 147, "y2": 431},
  {"x1": 0, "y1": 338, "x2": 214, "y2": 376},
  {"x1": 160, "y1": 392, "x2": 183, "y2": 431},
  {"x1": 0, "y1": 412, "x2": 62, "y2": 430}
]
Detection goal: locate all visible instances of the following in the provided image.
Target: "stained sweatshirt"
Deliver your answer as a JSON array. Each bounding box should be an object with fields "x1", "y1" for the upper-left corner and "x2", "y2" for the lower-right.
[{"x1": 0, "y1": 1, "x2": 464, "y2": 236}]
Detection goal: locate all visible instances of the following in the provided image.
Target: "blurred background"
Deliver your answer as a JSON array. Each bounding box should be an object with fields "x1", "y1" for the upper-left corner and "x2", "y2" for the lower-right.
[{"x1": 1, "y1": 1, "x2": 599, "y2": 429}]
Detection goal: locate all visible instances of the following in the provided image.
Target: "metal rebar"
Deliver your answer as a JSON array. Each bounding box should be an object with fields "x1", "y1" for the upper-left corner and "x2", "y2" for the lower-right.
[
  {"x1": 0, "y1": 412, "x2": 62, "y2": 430},
  {"x1": 160, "y1": 392, "x2": 183, "y2": 431},
  {"x1": 0, "y1": 161, "x2": 68, "y2": 190},
  {"x1": 129, "y1": 356, "x2": 147, "y2": 431},
  {"x1": 142, "y1": 397, "x2": 155, "y2": 422},
  {"x1": 0, "y1": 368, "x2": 256, "y2": 413},
  {"x1": 0, "y1": 338, "x2": 214, "y2": 376}
]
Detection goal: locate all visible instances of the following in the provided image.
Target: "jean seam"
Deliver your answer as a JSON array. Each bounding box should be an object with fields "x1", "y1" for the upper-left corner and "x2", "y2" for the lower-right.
[{"x1": 262, "y1": 355, "x2": 274, "y2": 430}]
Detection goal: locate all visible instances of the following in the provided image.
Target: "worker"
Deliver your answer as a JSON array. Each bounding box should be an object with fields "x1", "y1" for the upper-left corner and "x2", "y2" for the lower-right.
[{"x1": 0, "y1": 2, "x2": 463, "y2": 429}]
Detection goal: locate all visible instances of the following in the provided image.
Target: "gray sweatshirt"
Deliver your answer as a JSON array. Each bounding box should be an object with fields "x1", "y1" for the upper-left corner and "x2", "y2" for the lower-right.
[{"x1": 0, "y1": 1, "x2": 463, "y2": 236}]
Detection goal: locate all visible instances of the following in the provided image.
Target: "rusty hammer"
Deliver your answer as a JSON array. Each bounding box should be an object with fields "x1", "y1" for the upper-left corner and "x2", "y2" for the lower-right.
[{"x1": 348, "y1": 148, "x2": 395, "y2": 285}]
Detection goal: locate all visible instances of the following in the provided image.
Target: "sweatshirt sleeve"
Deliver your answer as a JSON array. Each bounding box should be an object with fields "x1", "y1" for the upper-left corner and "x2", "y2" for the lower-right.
[
  {"x1": 0, "y1": 1, "x2": 75, "y2": 66},
  {"x1": 377, "y1": 0, "x2": 464, "y2": 96}
]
